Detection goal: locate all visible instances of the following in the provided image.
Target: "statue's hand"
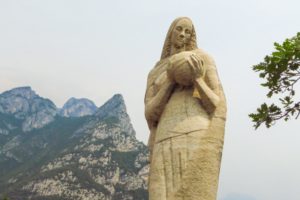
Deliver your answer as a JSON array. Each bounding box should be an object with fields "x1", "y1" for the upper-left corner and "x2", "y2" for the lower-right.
[{"x1": 187, "y1": 54, "x2": 205, "y2": 80}]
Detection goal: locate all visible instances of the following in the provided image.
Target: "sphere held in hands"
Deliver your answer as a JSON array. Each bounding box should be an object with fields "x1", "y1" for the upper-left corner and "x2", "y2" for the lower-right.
[{"x1": 168, "y1": 51, "x2": 197, "y2": 86}]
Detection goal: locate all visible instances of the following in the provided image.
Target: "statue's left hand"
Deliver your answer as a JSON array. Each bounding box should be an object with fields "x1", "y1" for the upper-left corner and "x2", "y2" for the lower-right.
[{"x1": 187, "y1": 54, "x2": 205, "y2": 80}]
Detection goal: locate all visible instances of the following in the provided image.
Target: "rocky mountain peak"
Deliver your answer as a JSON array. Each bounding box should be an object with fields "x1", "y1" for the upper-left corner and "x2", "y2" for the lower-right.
[
  {"x1": 95, "y1": 94, "x2": 126, "y2": 119},
  {"x1": 0, "y1": 87, "x2": 57, "y2": 132},
  {"x1": 96, "y1": 94, "x2": 126, "y2": 114},
  {"x1": 95, "y1": 94, "x2": 135, "y2": 137},
  {"x1": 0, "y1": 86, "x2": 36, "y2": 100},
  {"x1": 59, "y1": 97, "x2": 97, "y2": 117}
]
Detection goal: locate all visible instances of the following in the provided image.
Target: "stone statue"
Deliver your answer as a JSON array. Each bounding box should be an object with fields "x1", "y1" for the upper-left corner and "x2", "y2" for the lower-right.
[{"x1": 144, "y1": 17, "x2": 227, "y2": 200}]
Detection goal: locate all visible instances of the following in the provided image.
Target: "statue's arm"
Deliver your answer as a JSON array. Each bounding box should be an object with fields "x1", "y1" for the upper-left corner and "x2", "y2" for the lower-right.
[
  {"x1": 194, "y1": 76, "x2": 220, "y2": 114},
  {"x1": 144, "y1": 77, "x2": 175, "y2": 128},
  {"x1": 145, "y1": 72, "x2": 174, "y2": 152},
  {"x1": 192, "y1": 56, "x2": 221, "y2": 114}
]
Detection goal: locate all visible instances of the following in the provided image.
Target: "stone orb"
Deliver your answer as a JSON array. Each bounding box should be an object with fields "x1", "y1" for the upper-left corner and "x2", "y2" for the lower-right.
[{"x1": 168, "y1": 51, "x2": 196, "y2": 86}]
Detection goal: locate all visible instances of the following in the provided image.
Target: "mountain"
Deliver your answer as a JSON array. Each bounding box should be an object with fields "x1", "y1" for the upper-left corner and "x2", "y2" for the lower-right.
[
  {"x1": 0, "y1": 87, "x2": 149, "y2": 200},
  {"x1": 221, "y1": 193, "x2": 257, "y2": 200},
  {"x1": 59, "y1": 97, "x2": 97, "y2": 117},
  {"x1": 95, "y1": 94, "x2": 135, "y2": 137},
  {"x1": 0, "y1": 87, "x2": 57, "y2": 132}
]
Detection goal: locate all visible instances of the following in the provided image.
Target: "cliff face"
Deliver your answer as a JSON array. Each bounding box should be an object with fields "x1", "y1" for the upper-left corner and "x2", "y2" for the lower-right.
[{"x1": 0, "y1": 87, "x2": 149, "y2": 200}]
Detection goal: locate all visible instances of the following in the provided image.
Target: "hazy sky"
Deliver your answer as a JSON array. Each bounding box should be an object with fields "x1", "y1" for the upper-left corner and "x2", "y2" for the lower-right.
[{"x1": 0, "y1": 0, "x2": 300, "y2": 199}]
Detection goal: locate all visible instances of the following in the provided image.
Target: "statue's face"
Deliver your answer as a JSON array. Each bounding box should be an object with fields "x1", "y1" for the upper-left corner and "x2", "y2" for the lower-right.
[{"x1": 171, "y1": 19, "x2": 193, "y2": 49}]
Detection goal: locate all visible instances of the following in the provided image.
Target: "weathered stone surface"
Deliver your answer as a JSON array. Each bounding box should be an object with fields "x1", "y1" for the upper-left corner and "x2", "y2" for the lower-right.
[{"x1": 145, "y1": 17, "x2": 227, "y2": 200}]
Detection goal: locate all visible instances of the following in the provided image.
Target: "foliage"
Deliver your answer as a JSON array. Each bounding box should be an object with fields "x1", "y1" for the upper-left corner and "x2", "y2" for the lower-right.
[
  {"x1": 111, "y1": 150, "x2": 140, "y2": 173},
  {"x1": 249, "y1": 32, "x2": 300, "y2": 128},
  {"x1": 113, "y1": 184, "x2": 148, "y2": 200},
  {"x1": 2, "y1": 195, "x2": 9, "y2": 200},
  {"x1": 0, "y1": 116, "x2": 88, "y2": 193}
]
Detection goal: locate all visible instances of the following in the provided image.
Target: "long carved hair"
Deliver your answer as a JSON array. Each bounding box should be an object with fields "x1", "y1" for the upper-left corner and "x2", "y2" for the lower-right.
[{"x1": 160, "y1": 17, "x2": 198, "y2": 60}]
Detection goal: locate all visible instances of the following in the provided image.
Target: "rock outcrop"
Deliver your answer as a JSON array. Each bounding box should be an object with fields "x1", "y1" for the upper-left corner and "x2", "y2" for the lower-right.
[
  {"x1": 0, "y1": 87, "x2": 57, "y2": 132},
  {"x1": 59, "y1": 97, "x2": 97, "y2": 117}
]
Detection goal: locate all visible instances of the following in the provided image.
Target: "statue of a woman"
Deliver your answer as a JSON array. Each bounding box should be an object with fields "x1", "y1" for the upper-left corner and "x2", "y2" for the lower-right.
[{"x1": 145, "y1": 17, "x2": 227, "y2": 200}]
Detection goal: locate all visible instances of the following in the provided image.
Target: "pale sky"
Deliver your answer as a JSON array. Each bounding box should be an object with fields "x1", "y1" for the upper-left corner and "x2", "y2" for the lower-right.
[{"x1": 0, "y1": 0, "x2": 300, "y2": 199}]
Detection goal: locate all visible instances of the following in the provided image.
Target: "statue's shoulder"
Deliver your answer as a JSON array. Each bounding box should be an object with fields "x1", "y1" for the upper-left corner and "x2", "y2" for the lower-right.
[
  {"x1": 154, "y1": 57, "x2": 169, "y2": 69},
  {"x1": 149, "y1": 58, "x2": 169, "y2": 76},
  {"x1": 193, "y1": 48, "x2": 215, "y2": 61},
  {"x1": 147, "y1": 58, "x2": 169, "y2": 86},
  {"x1": 192, "y1": 48, "x2": 216, "y2": 67}
]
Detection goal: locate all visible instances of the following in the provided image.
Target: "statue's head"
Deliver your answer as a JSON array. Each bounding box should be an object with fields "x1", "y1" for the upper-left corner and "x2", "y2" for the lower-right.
[{"x1": 161, "y1": 17, "x2": 198, "y2": 59}]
